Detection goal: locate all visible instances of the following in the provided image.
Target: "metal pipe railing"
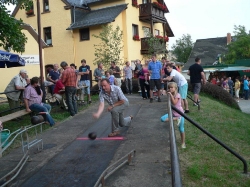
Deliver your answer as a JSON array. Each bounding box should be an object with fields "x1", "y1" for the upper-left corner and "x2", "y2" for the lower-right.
[
  {"x1": 167, "y1": 94, "x2": 182, "y2": 187},
  {"x1": 171, "y1": 105, "x2": 248, "y2": 174},
  {"x1": 187, "y1": 93, "x2": 200, "y2": 110}
]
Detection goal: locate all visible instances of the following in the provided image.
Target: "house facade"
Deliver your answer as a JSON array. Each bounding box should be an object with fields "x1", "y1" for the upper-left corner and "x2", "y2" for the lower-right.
[{"x1": 0, "y1": 0, "x2": 174, "y2": 91}]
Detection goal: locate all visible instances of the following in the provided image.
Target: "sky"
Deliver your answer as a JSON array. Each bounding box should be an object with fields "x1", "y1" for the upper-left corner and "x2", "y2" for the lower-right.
[
  {"x1": 6, "y1": 0, "x2": 250, "y2": 49},
  {"x1": 165, "y1": 0, "x2": 250, "y2": 48}
]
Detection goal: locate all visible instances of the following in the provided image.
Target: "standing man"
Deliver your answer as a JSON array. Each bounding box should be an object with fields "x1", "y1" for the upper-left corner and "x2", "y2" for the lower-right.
[
  {"x1": 78, "y1": 59, "x2": 92, "y2": 104},
  {"x1": 227, "y1": 77, "x2": 234, "y2": 97},
  {"x1": 60, "y1": 61, "x2": 77, "y2": 117},
  {"x1": 93, "y1": 79, "x2": 133, "y2": 137},
  {"x1": 47, "y1": 64, "x2": 60, "y2": 93},
  {"x1": 123, "y1": 61, "x2": 133, "y2": 94},
  {"x1": 5, "y1": 69, "x2": 28, "y2": 112},
  {"x1": 187, "y1": 57, "x2": 206, "y2": 106},
  {"x1": 164, "y1": 64, "x2": 189, "y2": 113},
  {"x1": 94, "y1": 62, "x2": 105, "y2": 90},
  {"x1": 134, "y1": 59, "x2": 142, "y2": 92},
  {"x1": 110, "y1": 61, "x2": 122, "y2": 87},
  {"x1": 148, "y1": 54, "x2": 162, "y2": 103}
]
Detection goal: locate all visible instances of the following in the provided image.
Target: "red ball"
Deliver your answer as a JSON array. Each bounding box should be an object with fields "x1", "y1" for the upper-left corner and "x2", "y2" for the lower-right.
[{"x1": 88, "y1": 132, "x2": 97, "y2": 140}]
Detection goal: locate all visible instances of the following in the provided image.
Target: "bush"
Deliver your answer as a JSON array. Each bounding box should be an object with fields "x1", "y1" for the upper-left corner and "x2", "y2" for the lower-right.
[{"x1": 188, "y1": 81, "x2": 240, "y2": 109}]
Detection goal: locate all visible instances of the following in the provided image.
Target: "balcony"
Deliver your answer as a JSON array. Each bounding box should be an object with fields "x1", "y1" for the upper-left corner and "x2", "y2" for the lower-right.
[
  {"x1": 140, "y1": 37, "x2": 167, "y2": 54},
  {"x1": 139, "y1": 3, "x2": 167, "y2": 23}
]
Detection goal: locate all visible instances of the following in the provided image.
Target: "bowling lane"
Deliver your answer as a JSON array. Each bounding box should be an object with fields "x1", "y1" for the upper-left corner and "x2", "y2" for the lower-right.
[{"x1": 20, "y1": 105, "x2": 141, "y2": 187}]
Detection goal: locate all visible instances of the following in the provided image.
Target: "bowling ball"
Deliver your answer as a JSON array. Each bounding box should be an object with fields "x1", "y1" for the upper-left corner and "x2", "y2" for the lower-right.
[
  {"x1": 31, "y1": 115, "x2": 44, "y2": 125},
  {"x1": 88, "y1": 132, "x2": 97, "y2": 140}
]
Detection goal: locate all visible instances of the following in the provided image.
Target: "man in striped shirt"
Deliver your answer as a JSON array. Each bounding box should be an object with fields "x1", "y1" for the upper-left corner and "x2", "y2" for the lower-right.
[
  {"x1": 93, "y1": 79, "x2": 133, "y2": 137},
  {"x1": 60, "y1": 61, "x2": 77, "y2": 117}
]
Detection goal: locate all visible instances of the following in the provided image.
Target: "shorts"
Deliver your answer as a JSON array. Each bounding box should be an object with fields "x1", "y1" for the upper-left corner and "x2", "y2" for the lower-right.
[
  {"x1": 160, "y1": 114, "x2": 185, "y2": 133},
  {"x1": 150, "y1": 79, "x2": 161, "y2": 90},
  {"x1": 192, "y1": 83, "x2": 201, "y2": 94},
  {"x1": 79, "y1": 80, "x2": 90, "y2": 94},
  {"x1": 179, "y1": 83, "x2": 188, "y2": 99}
]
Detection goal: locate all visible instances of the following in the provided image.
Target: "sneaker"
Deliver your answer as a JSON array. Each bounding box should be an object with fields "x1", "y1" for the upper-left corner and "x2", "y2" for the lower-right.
[
  {"x1": 198, "y1": 100, "x2": 201, "y2": 103},
  {"x1": 181, "y1": 144, "x2": 186, "y2": 149},
  {"x1": 145, "y1": 81, "x2": 149, "y2": 85},
  {"x1": 158, "y1": 98, "x2": 161, "y2": 102},
  {"x1": 176, "y1": 118, "x2": 181, "y2": 127},
  {"x1": 184, "y1": 110, "x2": 189, "y2": 113},
  {"x1": 193, "y1": 103, "x2": 198, "y2": 106},
  {"x1": 88, "y1": 100, "x2": 92, "y2": 104},
  {"x1": 150, "y1": 98, "x2": 153, "y2": 103}
]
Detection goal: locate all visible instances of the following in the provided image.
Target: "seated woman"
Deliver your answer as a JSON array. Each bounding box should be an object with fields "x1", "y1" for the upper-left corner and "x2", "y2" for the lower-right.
[{"x1": 23, "y1": 77, "x2": 55, "y2": 126}]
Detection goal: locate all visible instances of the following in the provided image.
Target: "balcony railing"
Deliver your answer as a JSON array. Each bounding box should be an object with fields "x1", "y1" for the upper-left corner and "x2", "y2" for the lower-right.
[
  {"x1": 140, "y1": 37, "x2": 167, "y2": 54},
  {"x1": 139, "y1": 3, "x2": 165, "y2": 23}
]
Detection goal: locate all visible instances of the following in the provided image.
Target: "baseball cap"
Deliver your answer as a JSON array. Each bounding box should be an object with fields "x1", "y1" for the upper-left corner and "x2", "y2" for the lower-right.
[{"x1": 20, "y1": 69, "x2": 27, "y2": 74}]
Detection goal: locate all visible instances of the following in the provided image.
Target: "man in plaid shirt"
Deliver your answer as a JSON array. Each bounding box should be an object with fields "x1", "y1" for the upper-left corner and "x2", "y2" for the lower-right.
[
  {"x1": 60, "y1": 61, "x2": 77, "y2": 117},
  {"x1": 93, "y1": 79, "x2": 133, "y2": 137}
]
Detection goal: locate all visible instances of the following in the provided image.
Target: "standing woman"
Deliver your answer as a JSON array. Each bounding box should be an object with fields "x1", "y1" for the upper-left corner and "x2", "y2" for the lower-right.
[
  {"x1": 234, "y1": 78, "x2": 240, "y2": 102},
  {"x1": 139, "y1": 60, "x2": 150, "y2": 99}
]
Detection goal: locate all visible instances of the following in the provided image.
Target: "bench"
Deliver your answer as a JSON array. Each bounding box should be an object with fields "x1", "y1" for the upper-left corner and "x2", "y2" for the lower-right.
[{"x1": 0, "y1": 109, "x2": 31, "y2": 123}]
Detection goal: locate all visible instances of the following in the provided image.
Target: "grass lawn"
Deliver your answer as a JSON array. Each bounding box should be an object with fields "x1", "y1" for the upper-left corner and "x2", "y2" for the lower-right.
[{"x1": 176, "y1": 93, "x2": 250, "y2": 187}]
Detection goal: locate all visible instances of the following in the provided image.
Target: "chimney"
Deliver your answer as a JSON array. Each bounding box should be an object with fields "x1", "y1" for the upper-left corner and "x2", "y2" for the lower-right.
[{"x1": 227, "y1": 33, "x2": 231, "y2": 45}]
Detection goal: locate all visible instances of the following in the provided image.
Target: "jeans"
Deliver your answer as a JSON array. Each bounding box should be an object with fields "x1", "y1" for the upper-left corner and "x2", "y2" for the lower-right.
[
  {"x1": 244, "y1": 89, "x2": 249, "y2": 100},
  {"x1": 29, "y1": 103, "x2": 55, "y2": 126},
  {"x1": 125, "y1": 78, "x2": 132, "y2": 94},
  {"x1": 139, "y1": 79, "x2": 150, "y2": 99},
  {"x1": 110, "y1": 101, "x2": 131, "y2": 132},
  {"x1": 65, "y1": 86, "x2": 78, "y2": 116}
]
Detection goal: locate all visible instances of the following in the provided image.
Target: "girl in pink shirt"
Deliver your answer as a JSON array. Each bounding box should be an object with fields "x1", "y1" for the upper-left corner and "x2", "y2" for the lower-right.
[{"x1": 160, "y1": 82, "x2": 186, "y2": 148}]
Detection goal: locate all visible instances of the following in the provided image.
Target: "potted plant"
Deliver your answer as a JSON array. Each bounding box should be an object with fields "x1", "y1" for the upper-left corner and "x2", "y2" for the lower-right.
[
  {"x1": 152, "y1": 1, "x2": 168, "y2": 12},
  {"x1": 155, "y1": 35, "x2": 169, "y2": 42},
  {"x1": 26, "y1": 9, "x2": 34, "y2": 15},
  {"x1": 132, "y1": 0, "x2": 139, "y2": 8},
  {"x1": 133, "y1": 35, "x2": 140, "y2": 41}
]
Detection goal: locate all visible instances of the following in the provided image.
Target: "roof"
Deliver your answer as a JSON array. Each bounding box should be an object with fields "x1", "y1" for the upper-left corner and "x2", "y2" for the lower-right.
[
  {"x1": 66, "y1": 0, "x2": 103, "y2": 6},
  {"x1": 183, "y1": 37, "x2": 228, "y2": 70},
  {"x1": 67, "y1": 4, "x2": 127, "y2": 30},
  {"x1": 164, "y1": 18, "x2": 174, "y2": 37}
]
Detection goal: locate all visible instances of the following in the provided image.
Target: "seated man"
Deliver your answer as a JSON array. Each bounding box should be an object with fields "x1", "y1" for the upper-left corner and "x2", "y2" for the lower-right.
[
  {"x1": 53, "y1": 78, "x2": 68, "y2": 110},
  {"x1": 93, "y1": 78, "x2": 133, "y2": 137},
  {"x1": 5, "y1": 69, "x2": 28, "y2": 112},
  {"x1": 23, "y1": 77, "x2": 55, "y2": 126}
]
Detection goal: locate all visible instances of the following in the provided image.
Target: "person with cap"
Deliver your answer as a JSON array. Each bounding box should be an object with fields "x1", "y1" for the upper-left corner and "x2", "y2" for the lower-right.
[{"x1": 4, "y1": 69, "x2": 28, "y2": 113}]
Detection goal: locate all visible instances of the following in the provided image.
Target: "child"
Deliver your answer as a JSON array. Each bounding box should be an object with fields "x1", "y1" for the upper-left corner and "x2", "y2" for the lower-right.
[
  {"x1": 160, "y1": 82, "x2": 186, "y2": 148},
  {"x1": 105, "y1": 70, "x2": 117, "y2": 85}
]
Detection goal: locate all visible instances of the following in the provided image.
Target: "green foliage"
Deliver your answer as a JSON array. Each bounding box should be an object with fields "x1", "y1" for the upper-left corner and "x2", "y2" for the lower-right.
[
  {"x1": 92, "y1": 25, "x2": 123, "y2": 69},
  {"x1": 188, "y1": 81, "x2": 240, "y2": 109},
  {"x1": 145, "y1": 35, "x2": 168, "y2": 57},
  {"x1": 0, "y1": 0, "x2": 33, "y2": 53},
  {"x1": 171, "y1": 34, "x2": 193, "y2": 63},
  {"x1": 225, "y1": 25, "x2": 250, "y2": 64}
]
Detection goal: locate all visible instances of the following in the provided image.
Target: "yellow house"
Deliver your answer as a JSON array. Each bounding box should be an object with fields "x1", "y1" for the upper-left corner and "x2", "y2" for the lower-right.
[{"x1": 0, "y1": 0, "x2": 174, "y2": 91}]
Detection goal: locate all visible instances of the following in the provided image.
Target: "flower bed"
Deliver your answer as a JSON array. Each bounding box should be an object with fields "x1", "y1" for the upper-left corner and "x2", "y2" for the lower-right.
[
  {"x1": 153, "y1": 2, "x2": 167, "y2": 12},
  {"x1": 155, "y1": 35, "x2": 169, "y2": 42},
  {"x1": 132, "y1": 0, "x2": 139, "y2": 8}
]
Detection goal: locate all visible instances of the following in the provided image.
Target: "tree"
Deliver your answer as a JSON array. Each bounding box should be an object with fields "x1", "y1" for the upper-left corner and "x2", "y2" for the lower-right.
[
  {"x1": 225, "y1": 25, "x2": 250, "y2": 64},
  {"x1": 171, "y1": 34, "x2": 193, "y2": 63},
  {"x1": 92, "y1": 25, "x2": 123, "y2": 69},
  {"x1": 0, "y1": 0, "x2": 33, "y2": 53}
]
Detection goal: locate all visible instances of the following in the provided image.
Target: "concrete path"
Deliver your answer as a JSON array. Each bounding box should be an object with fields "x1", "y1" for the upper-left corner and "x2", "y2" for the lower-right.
[
  {"x1": 238, "y1": 99, "x2": 250, "y2": 114},
  {"x1": 0, "y1": 95, "x2": 172, "y2": 187}
]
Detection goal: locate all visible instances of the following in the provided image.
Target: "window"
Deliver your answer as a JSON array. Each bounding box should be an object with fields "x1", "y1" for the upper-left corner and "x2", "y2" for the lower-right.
[
  {"x1": 132, "y1": 24, "x2": 139, "y2": 37},
  {"x1": 43, "y1": 0, "x2": 50, "y2": 12},
  {"x1": 142, "y1": 0, "x2": 148, "y2": 4},
  {"x1": 142, "y1": 26, "x2": 150, "y2": 37},
  {"x1": 155, "y1": 29, "x2": 160, "y2": 36},
  {"x1": 44, "y1": 27, "x2": 52, "y2": 45},
  {"x1": 80, "y1": 28, "x2": 90, "y2": 41}
]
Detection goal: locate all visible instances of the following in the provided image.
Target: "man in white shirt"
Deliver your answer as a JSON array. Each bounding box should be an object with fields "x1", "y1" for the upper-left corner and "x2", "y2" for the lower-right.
[
  {"x1": 4, "y1": 69, "x2": 28, "y2": 112},
  {"x1": 164, "y1": 64, "x2": 189, "y2": 113}
]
